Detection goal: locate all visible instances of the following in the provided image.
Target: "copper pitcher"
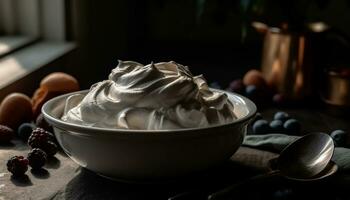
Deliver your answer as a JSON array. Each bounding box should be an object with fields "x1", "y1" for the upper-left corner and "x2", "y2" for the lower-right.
[{"x1": 254, "y1": 22, "x2": 327, "y2": 100}]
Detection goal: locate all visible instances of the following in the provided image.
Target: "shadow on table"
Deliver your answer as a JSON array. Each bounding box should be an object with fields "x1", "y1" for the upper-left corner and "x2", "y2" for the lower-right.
[
  {"x1": 31, "y1": 168, "x2": 50, "y2": 179},
  {"x1": 0, "y1": 142, "x2": 15, "y2": 150},
  {"x1": 59, "y1": 160, "x2": 262, "y2": 200},
  {"x1": 45, "y1": 156, "x2": 61, "y2": 169},
  {"x1": 10, "y1": 174, "x2": 33, "y2": 187},
  {"x1": 57, "y1": 161, "x2": 350, "y2": 200}
]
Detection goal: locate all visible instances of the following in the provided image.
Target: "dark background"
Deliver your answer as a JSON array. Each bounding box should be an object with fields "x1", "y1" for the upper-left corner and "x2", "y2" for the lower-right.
[{"x1": 65, "y1": 0, "x2": 350, "y2": 89}]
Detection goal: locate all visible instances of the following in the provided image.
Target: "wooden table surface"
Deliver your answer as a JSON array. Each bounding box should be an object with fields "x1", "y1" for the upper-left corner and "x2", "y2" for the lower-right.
[{"x1": 0, "y1": 106, "x2": 349, "y2": 200}]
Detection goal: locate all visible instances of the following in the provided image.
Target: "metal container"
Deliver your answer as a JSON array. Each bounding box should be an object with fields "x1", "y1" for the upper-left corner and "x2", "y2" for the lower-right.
[
  {"x1": 260, "y1": 29, "x2": 314, "y2": 100},
  {"x1": 321, "y1": 70, "x2": 350, "y2": 107}
]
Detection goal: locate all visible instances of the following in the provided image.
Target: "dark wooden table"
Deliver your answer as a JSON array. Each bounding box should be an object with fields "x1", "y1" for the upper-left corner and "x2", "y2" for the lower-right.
[{"x1": 0, "y1": 106, "x2": 349, "y2": 200}]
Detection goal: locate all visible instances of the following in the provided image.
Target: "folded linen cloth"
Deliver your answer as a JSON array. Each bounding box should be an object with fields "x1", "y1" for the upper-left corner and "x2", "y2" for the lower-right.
[{"x1": 243, "y1": 134, "x2": 350, "y2": 172}]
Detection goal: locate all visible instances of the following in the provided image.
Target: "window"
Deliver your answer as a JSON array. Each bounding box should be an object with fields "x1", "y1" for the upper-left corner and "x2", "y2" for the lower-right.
[
  {"x1": 0, "y1": 0, "x2": 75, "y2": 96},
  {"x1": 0, "y1": 0, "x2": 38, "y2": 56},
  {"x1": 0, "y1": 0, "x2": 68, "y2": 55}
]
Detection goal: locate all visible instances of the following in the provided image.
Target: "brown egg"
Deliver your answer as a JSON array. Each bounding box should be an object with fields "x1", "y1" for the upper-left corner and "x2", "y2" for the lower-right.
[
  {"x1": 31, "y1": 87, "x2": 63, "y2": 118},
  {"x1": 40, "y1": 72, "x2": 79, "y2": 93},
  {"x1": 0, "y1": 93, "x2": 33, "y2": 129},
  {"x1": 31, "y1": 72, "x2": 80, "y2": 118},
  {"x1": 243, "y1": 69, "x2": 267, "y2": 88},
  {"x1": 32, "y1": 87, "x2": 49, "y2": 118}
]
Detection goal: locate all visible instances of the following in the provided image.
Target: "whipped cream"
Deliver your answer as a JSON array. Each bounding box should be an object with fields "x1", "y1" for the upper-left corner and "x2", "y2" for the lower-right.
[{"x1": 62, "y1": 61, "x2": 237, "y2": 130}]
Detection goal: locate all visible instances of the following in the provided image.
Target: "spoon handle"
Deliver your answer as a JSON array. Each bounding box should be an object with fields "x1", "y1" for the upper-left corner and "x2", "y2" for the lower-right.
[{"x1": 208, "y1": 170, "x2": 280, "y2": 200}]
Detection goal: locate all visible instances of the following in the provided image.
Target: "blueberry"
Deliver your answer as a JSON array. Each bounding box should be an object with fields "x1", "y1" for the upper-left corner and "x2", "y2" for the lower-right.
[
  {"x1": 245, "y1": 85, "x2": 258, "y2": 98},
  {"x1": 228, "y1": 79, "x2": 245, "y2": 94},
  {"x1": 330, "y1": 130, "x2": 347, "y2": 147},
  {"x1": 270, "y1": 120, "x2": 284, "y2": 133},
  {"x1": 274, "y1": 111, "x2": 290, "y2": 122},
  {"x1": 252, "y1": 119, "x2": 270, "y2": 134},
  {"x1": 17, "y1": 123, "x2": 36, "y2": 142},
  {"x1": 283, "y1": 119, "x2": 301, "y2": 135},
  {"x1": 209, "y1": 82, "x2": 221, "y2": 89}
]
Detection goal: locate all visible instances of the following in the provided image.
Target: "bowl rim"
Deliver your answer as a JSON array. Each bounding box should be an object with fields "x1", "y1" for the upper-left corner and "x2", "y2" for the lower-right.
[{"x1": 42, "y1": 89, "x2": 257, "y2": 135}]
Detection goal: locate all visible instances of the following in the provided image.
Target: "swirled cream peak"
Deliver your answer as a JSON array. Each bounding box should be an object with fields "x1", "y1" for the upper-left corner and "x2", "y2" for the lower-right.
[{"x1": 62, "y1": 61, "x2": 237, "y2": 130}]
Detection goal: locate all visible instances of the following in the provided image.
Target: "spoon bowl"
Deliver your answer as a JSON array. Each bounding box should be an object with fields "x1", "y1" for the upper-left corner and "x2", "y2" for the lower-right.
[
  {"x1": 278, "y1": 132, "x2": 335, "y2": 180},
  {"x1": 285, "y1": 160, "x2": 338, "y2": 182},
  {"x1": 208, "y1": 132, "x2": 337, "y2": 200}
]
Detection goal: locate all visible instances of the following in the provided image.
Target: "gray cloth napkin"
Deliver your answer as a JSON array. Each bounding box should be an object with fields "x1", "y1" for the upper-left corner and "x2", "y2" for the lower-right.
[{"x1": 243, "y1": 134, "x2": 350, "y2": 172}]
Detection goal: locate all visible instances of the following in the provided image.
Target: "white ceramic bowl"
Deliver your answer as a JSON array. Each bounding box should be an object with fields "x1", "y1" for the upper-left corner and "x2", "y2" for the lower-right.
[{"x1": 42, "y1": 89, "x2": 256, "y2": 181}]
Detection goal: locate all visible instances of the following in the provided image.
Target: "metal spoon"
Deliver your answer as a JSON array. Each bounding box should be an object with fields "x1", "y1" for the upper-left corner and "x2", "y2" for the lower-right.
[{"x1": 208, "y1": 132, "x2": 337, "y2": 200}]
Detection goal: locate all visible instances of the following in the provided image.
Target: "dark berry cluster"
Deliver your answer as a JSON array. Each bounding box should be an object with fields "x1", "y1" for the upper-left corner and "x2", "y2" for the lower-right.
[
  {"x1": 251, "y1": 111, "x2": 301, "y2": 135},
  {"x1": 16, "y1": 113, "x2": 53, "y2": 142},
  {"x1": 28, "y1": 128, "x2": 57, "y2": 157},
  {"x1": 210, "y1": 69, "x2": 293, "y2": 108},
  {"x1": 7, "y1": 156, "x2": 29, "y2": 176},
  {"x1": 250, "y1": 112, "x2": 348, "y2": 148},
  {"x1": 28, "y1": 148, "x2": 47, "y2": 169},
  {"x1": 7, "y1": 127, "x2": 57, "y2": 176},
  {"x1": 28, "y1": 128, "x2": 50, "y2": 148}
]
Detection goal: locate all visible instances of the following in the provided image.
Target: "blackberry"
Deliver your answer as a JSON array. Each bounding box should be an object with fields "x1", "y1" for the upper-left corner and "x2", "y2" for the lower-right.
[
  {"x1": 7, "y1": 156, "x2": 29, "y2": 176},
  {"x1": 28, "y1": 128, "x2": 49, "y2": 148},
  {"x1": 17, "y1": 123, "x2": 35, "y2": 142},
  {"x1": 28, "y1": 148, "x2": 47, "y2": 169},
  {"x1": 0, "y1": 125, "x2": 14, "y2": 143},
  {"x1": 42, "y1": 141, "x2": 58, "y2": 157}
]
